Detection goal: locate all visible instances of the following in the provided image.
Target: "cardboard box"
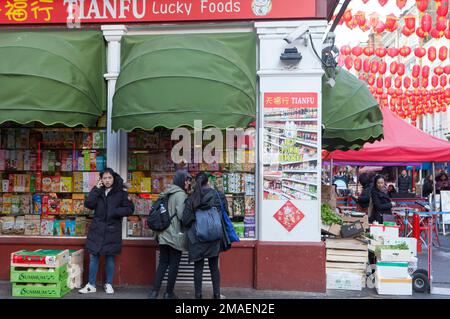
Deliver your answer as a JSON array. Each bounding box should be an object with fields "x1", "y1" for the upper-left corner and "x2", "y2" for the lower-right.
[
  {"x1": 383, "y1": 237, "x2": 417, "y2": 257},
  {"x1": 376, "y1": 262, "x2": 409, "y2": 279},
  {"x1": 376, "y1": 275, "x2": 412, "y2": 295},
  {"x1": 321, "y1": 223, "x2": 342, "y2": 236},
  {"x1": 326, "y1": 271, "x2": 362, "y2": 291},
  {"x1": 376, "y1": 249, "x2": 411, "y2": 262},
  {"x1": 370, "y1": 224, "x2": 399, "y2": 239}
]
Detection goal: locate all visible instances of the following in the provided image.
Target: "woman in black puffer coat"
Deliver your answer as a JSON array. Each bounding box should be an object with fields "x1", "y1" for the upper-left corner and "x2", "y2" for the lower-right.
[
  {"x1": 370, "y1": 175, "x2": 393, "y2": 224},
  {"x1": 79, "y1": 168, "x2": 134, "y2": 295},
  {"x1": 182, "y1": 172, "x2": 228, "y2": 299}
]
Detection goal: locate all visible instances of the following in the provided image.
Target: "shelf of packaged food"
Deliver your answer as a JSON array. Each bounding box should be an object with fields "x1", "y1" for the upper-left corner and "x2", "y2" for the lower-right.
[
  {"x1": 263, "y1": 188, "x2": 294, "y2": 200},
  {"x1": 264, "y1": 133, "x2": 317, "y2": 148},
  {"x1": 281, "y1": 178, "x2": 317, "y2": 186},
  {"x1": 264, "y1": 140, "x2": 282, "y2": 148},
  {"x1": 264, "y1": 118, "x2": 317, "y2": 122},
  {"x1": 282, "y1": 169, "x2": 317, "y2": 173},
  {"x1": 265, "y1": 126, "x2": 318, "y2": 133},
  {"x1": 282, "y1": 185, "x2": 317, "y2": 198},
  {"x1": 279, "y1": 158, "x2": 317, "y2": 165}
]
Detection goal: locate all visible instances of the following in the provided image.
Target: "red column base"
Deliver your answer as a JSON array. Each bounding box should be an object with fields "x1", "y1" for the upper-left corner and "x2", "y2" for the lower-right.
[{"x1": 255, "y1": 241, "x2": 326, "y2": 292}]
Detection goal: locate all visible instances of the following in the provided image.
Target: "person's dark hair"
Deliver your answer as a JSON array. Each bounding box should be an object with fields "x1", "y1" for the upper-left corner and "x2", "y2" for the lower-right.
[
  {"x1": 100, "y1": 167, "x2": 115, "y2": 179},
  {"x1": 190, "y1": 172, "x2": 210, "y2": 211},
  {"x1": 172, "y1": 170, "x2": 192, "y2": 192},
  {"x1": 373, "y1": 174, "x2": 385, "y2": 189},
  {"x1": 359, "y1": 173, "x2": 370, "y2": 187}
]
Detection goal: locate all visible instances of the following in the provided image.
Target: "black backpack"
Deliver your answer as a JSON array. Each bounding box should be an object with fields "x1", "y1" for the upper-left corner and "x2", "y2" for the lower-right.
[{"x1": 147, "y1": 194, "x2": 175, "y2": 232}]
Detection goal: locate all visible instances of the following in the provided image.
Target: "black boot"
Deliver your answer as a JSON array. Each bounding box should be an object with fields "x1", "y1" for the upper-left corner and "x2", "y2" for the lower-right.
[
  {"x1": 163, "y1": 292, "x2": 178, "y2": 299},
  {"x1": 213, "y1": 293, "x2": 222, "y2": 299},
  {"x1": 148, "y1": 289, "x2": 159, "y2": 299},
  {"x1": 195, "y1": 294, "x2": 203, "y2": 299}
]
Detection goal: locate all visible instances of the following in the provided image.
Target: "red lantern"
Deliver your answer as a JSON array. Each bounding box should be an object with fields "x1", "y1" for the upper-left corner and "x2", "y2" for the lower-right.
[
  {"x1": 368, "y1": 74, "x2": 375, "y2": 86},
  {"x1": 444, "y1": 65, "x2": 450, "y2": 74},
  {"x1": 390, "y1": 61, "x2": 399, "y2": 74},
  {"x1": 432, "y1": 75, "x2": 439, "y2": 88},
  {"x1": 377, "y1": 77, "x2": 384, "y2": 89},
  {"x1": 385, "y1": 76, "x2": 392, "y2": 88},
  {"x1": 435, "y1": 66, "x2": 444, "y2": 76},
  {"x1": 404, "y1": 77, "x2": 411, "y2": 89},
  {"x1": 416, "y1": 0, "x2": 429, "y2": 13},
  {"x1": 371, "y1": 60, "x2": 380, "y2": 74},
  {"x1": 428, "y1": 46, "x2": 437, "y2": 62},
  {"x1": 374, "y1": 21, "x2": 387, "y2": 33},
  {"x1": 352, "y1": 46, "x2": 363, "y2": 57},
  {"x1": 363, "y1": 59, "x2": 371, "y2": 73},
  {"x1": 395, "y1": 77, "x2": 402, "y2": 89},
  {"x1": 379, "y1": 61, "x2": 387, "y2": 75},
  {"x1": 399, "y1": 46, "x2": 411, "y2": 57},
  {"x1": 375, "y1": 47, "x2": 387, "y2": 58},
  {"x1": 412, "y1": 65, "x2": 421, "y2": 78},
  {"x1": 387, "y1": 47, "x2": 399, "y2": 58},
  {"x1": 404, "y1": 15, "x2": 416, "y2": 30},
  {"x1": 436, "y1": 16, "x2": 447, "y2": 32},
  {"x1": 343, "y1": 10, "x2": 352, "y2": 23},
  {"x1": 421, "y1": 14, "x2": 432, "y2": 33},
  {"x1": 416, "y1": 27, "x2": 426, "y2": 38},
  {"x1": 379, "y1": 0, "x2": 388, "y2": 6},
  {"x1": 363, "y1": 46, "x2": 375, "y2": 57},
  {"x1": 402, "y1": 26, "x2": 415, "y2": 37},
  {"x1": 340, "y1": 45, "x2": 350, "y2": 56},
  {"x1": 397, "y1": 0, "x2": 407, "y2": 9},
  {"x1": 354, "y1": 11, "x2": 367, "y2": 27},
  {"x1": 446, "y1": 29, "x2": 450, "y2": 40},
  {"x1": 437, "y1": 0, "x2": 449, "y2": 16},
  {"x1": 431, "y1": 28, "x2": 443, "y2": 39},
  {"x1": 360, "y1": 23, "x2": 371, "y2": 32},
  {"x1": 344, "y1": 56, "x2": 353, "y2": 69},
  {"x1": 423, "y1": 78, "x2": 429, "y2": 88},
  {"x1": 385, "y1": 14, "x2": 398, "y2": 32},
  {"x1": 441, "y1": 75, "x2": 448, "y2": 87},
  {"x1": 422, "y1": 65, "x2": 430, "y2": 78},
  {"x1": 354, "y1": 58, "x2": 362, "y2": 72},
  {"x1": 369, "y1": 12, "x2": 380, "y2": 28},
  {"x1": 358, "y1": 75, "x2": 366, "y2": 81},
  {"x1": 414, "y1": 47, "x2": 426, "y2": 58},
  {"x1": 413, "y1": 77, "x2": 420, "y2": 88},
  {"x1": 398, "y1": 63, "x2": 405, "y2": 76}
]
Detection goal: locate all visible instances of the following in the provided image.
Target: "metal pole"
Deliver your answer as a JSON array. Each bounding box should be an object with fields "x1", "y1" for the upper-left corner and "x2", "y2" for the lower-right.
[
  {"x1": 432, "y1": 162, "x2": 437, "y2": 211},
  {"x1": 356, "y1": 166, "x2": 359, "y2": 195},
  {"x1": 330, "y1": 158, "x2": 334, "y2": 185}
]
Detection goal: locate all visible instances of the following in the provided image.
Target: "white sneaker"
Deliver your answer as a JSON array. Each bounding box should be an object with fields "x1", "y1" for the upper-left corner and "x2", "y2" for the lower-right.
[
  {"x1": 104, "y1": 283, "x2": 114, "y2": 294},
  {"x1": 78, "y1": 283, "x2": 96, "y2": 294}
]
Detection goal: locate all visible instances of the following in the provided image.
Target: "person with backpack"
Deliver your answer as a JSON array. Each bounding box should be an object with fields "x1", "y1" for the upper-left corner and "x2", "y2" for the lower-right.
[
  {"x1": 148, "y1": 171, "x2": 192, "y2": 299},
  {"x1": 182, "y1": 172, "x2": 228, "y2": 299},
  {"x1": 79, "y1": 168, "x2": 134, "y2": 295}
]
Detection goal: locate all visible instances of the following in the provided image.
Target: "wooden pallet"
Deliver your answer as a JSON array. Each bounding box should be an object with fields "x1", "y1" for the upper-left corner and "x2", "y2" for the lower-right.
[{"x1": 326, "y1": 239, "x2": 369, "y2": 288}]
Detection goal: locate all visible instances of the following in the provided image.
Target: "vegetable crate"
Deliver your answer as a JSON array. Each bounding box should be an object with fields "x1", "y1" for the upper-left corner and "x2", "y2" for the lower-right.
[
  {"x1": 11, "y1": 249, "x2": 70, "y2": 268},
  {"x1": 11, "y1": 265, "x2": 68, "y2": 284},
  {"x1": 326, "y1": 238, "x2": 369, "y2": 289},
  {"x1": 12, "y1": 282, "x2": 70, "y2": 298}
]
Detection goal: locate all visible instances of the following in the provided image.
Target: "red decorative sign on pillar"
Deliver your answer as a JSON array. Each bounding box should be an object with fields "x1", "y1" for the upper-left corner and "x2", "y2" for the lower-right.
[{"x1": 273, "y1": 200, "x2": 305, "y2": 232}]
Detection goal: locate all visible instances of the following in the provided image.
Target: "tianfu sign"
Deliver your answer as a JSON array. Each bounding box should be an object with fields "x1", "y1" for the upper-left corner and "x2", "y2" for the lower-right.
[{"x1": 0, "y1": 0, "x2": 317, "y2": 25}]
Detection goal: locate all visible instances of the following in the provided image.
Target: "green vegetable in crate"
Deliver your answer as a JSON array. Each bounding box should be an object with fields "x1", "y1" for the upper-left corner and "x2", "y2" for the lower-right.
[
  {"x1": 375, "y1": 243, "x2": 409, "y2": 254},
  {"x1": 321, "y1": 203, "x2": 343, "y2": 225}
]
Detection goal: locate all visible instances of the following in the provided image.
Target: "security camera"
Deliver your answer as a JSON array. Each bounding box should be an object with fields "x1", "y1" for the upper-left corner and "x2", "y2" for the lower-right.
[{"x1": 283, "y1": 25, "x2": 310, "y2": 44}]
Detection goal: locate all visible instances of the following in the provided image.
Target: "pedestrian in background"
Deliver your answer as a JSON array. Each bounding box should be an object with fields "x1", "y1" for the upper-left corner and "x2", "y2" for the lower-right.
[
  {"x1": 371, "y1": 175, "x2": 393, "y2": 224},
  {"x1": 79, "y1": 168, "x2": 134, "y2": 294},
  {"x1": 397, "y1": 169, "x2": 411, "y2": 194}
]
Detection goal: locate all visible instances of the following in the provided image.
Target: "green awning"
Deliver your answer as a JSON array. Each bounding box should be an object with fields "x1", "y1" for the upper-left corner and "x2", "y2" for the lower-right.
[
  {"x1": 322, "y1": 67, "x2": 383, "y2": 151},
  {"x1": 0, "y1": 31, "x2": 106, "y2": 127},
  {"x1": 112, "y1": 33, "x2": 256, "y2": 131}
]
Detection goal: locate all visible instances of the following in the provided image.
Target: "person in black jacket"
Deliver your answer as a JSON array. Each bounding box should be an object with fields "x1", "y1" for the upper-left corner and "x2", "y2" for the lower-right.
[
  {"x1": 182, "y1": 172, "x2": 227, "y2": 299},
  {"x1": 79, "y1": 168, "x2": 134, "y2": 294},
  {"x1": 397, "y1": 169, "x2": 411, "y2": 194},
  {"x1": 423, "y1": 174, "x2": 434, "y2": 198},
  {"x1": 370, "y1": 175, "x2": 393, "y2": 224},
  {"x1": 352, "y1": 173, "x2": 372, "y2": 210}
]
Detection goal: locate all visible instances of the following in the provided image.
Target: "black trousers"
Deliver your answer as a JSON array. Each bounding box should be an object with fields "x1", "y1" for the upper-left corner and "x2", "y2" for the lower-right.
[
  {"x1": 369, "y1": 211, "x2": 384, "y2": 224},
  {"x1": 153, "y1": 245, "x2": 182, "y2": 293},
  {"x1": 194, "y1": 256, "x2": 220, "y2": 296}
]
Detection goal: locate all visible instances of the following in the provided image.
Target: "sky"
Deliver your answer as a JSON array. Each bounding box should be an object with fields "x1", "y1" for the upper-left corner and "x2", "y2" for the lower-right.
[{"x1": 333, "y1": 0, "x2": 416, "y2": 47}]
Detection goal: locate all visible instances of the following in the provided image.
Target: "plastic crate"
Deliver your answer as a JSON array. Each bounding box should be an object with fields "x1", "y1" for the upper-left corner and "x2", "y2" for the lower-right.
[
  {"x1": 11, "y1": 249, "x2": 69, "y2": 268},
  {"x1": 11, "y1": 265, "x2": 68, "y2": 284},
  {"x1": 12, "y1": 282, "x2": 70, "y2": 298}
]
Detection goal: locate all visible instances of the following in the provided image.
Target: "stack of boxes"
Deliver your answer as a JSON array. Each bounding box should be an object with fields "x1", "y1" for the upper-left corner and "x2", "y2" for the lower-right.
[
  {"x1": 67, "y1": 249, "x2": 84, "y2": 289},
  {"x1": 10, "y1": 249, "x2": 70, "y2": 298}
]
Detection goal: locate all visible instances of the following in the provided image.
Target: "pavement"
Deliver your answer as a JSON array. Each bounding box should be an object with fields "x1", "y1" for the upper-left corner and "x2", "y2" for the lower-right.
[{"x1": 2, "y1": 234, "x2": 450, "y2": 299}]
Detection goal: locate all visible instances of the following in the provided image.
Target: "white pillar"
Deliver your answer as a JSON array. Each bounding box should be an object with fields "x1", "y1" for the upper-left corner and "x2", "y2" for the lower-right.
[
  {"x1": 102, "y1": 25, "x2": 127, "y2": 175},
  {"x1": 256, "y1": 20, "x2": 326, "y2": 242}
]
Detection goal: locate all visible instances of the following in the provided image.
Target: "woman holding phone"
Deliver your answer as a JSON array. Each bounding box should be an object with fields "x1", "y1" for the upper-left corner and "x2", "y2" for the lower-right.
[{"x1": 79, "y1": 168, "x2": 134, "y2": 294}]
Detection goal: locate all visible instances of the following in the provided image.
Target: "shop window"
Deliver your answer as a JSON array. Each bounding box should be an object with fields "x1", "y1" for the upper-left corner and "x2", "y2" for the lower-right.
[
  {"x1": 125, "y1": 128, "x2": 256, "y2": 240},
  {"x1": 0, "y1": 120, "x2": 106, "y2": 237}
]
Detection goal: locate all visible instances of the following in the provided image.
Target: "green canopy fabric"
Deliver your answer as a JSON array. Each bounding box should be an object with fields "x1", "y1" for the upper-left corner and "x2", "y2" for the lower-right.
[
  {"x1": 112, "y1": 33, "x2": 256, "y2": 131},
  {"x1": 0, "y1": 31, "x2": 106, "y2": 127},
  {"x1": 322, "y1": 67, "x2": 383, "y2": 151}
]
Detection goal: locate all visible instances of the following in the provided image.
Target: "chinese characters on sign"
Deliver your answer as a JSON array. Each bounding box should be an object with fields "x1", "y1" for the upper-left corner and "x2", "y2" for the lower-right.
[
  {"x1": 0, "y1": 0, "x2": 317, "y2": 25},
  {"x1": 263, "y1": 92, "x2": 319, "y2": 201}
]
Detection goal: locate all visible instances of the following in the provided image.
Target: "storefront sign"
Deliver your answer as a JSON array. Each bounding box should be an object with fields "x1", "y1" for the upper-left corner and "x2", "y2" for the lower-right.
[
  {"x1": 0, "y1": 0, "x2": 317, "y2": 24},
  {"x1": 263, "y1": 92, "x2": 319, "y2": 202}
]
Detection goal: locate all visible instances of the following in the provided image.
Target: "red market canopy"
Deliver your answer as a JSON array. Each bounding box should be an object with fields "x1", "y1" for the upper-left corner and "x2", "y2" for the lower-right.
[{"x1": 324, "y1": 107, "x2": 450, "y2": 163}]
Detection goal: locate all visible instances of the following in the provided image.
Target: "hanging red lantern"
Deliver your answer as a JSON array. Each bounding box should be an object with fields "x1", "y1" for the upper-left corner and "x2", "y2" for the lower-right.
[
  {"x1": 378, "y1": 0, "x2": 388, "y2": 6},
  {"x1": 441, "y1": 75, "x2": 448, "y2": 87},
  {"x1": 437, "y1": 0, "x2": 449, "y2": 16},
  {"x1": 360, "y1": 23, "x2": 371, "y2": 32},
  {"x1": 414, "y1": 47, "x2": 426, "y2": 58},
  {"x1": 385, "y1": 76, "x2": 392, "y2": 88},
  {"x1": 375, "y1": 47, "x2": 387, "y2": 58},
  {"x1": 428, "y1": 46, "x2": 437, "y2": 62},
  {"x1": 413, "y1": 77, "x2": 420, "y2": 88},
  {"x1": 385, "y1": 14, "x2": 398, "y2": 32},
  {"x1": 369, "y1": 12, "x2": 380, "y2": 28},
  {"x1": 404, "y1": 15, "x2": 416, "y2": 30},
  {"x1": 431, "y1": 28, "x2": 443, "y2": 39},
  {"x1": 344, "y1": 56, "x2": 353, "y2": 69},
  {"x1": 423, "y1": 78, "x2": 429, "y2": 88},
  {"x1": 371, "y1": 60, "x2": 380, "y2": 74},
  {"x1": 387, "y1": 47, "x2": 399, "y2": 58},
  {"x1": 444, "y1": 65, "x2": 450, "y2": 74},
  {"x1": 402, "y1": 26, "x2": 415, "y2": 37},
  {"x1": 445, "y1": 29, "x2": 450, "y2": 40},
  {"x1": 436, "y1": 16, "x2": 447, "y2": 32},
  {"x1": 352, "y1": 46, "x2": 363, "y2": 57},
  {"x1": 358, "y1": 75, "x2": 366, "y2": 81},
  {"x1": 399, "y1": 46, "x2": 411, "y2": 57},
  {"x1": 398, "y1": 63, "x2": 405, "y2": 76},
  {"x1": 374, "y1": 21, "x2": 387, "y2": 33},
  {"x1": 412, "y1": 65, "x2": 421, "y2": 78},
  {"x1": 416, "y1": 27, "x2": 427, "y2": 38},
  {"x1": 343, "y1": 9, "x2": 352, "y2": 23},
  {"x1": 416, "y1": 0, "x2": 429, "y2": 13},
  {"x1": 396, "y1": 0, "x2": 407, "y2": 9},
  {"x1": 363, "y1": 59, "x2": 371, "y2": 73},
  {"x1": 395, "y1": 77, "x2": 402, "y2": 89},
  {"x1": 421, "y1": 14, "x2": 432, "y2": 33},
  {"x1": 340, "y1": 45, "x2": 351, "y2": 56},
  {"x1": 404, "y1": 77, "x2": 411, "y2": 89},
  {"x1": 422, "y1": 65, "x2": 430, "y2": 78},
  {"x1": 379, "y1": 61, "x2": 387, "y2": 75},
  {"x1": 390, "y1": 61, "x2": 399, "y2": 74},
  {"x1": 354, "y1": 58, "x2": 362, "y2": 72},
  {"x1": 354, "y1": 11, "x2": 367, "y2": 27},
  {"x1": 363, "y1": 46, "x2": 375, "y2": 57},
  {"x1": 368, "y1": 74, "x2": 375, "y2": 86},
  {"x1": 377, "y1": 77, "x2": 384, "y2": 89},
  {"x1": 388, "y1": 87, "x2": 396, "y2": 96},
  {"x1": 432, "y1": 75, "x2": 439, "y2": 87},
  {"x1": 435, "y1": 66, "x2": 445, "y2": 76}
]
